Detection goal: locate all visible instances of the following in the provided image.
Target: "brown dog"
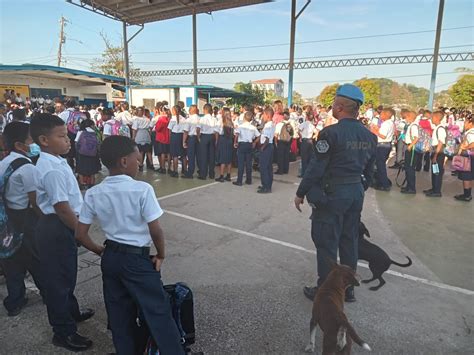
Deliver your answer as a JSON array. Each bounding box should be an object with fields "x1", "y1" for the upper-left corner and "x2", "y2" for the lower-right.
[{"x1": 305, "y1": 262, "x2": 371, "y2": 354}]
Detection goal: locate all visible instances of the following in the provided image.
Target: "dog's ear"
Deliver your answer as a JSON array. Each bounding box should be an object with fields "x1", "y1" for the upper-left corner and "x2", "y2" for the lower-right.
[
  {"x1": 365, "y1": 228, "x2": 371, "y2": 238},
  {"x1": 360, "y1": 221, "x2": 371, "y2": 238}
]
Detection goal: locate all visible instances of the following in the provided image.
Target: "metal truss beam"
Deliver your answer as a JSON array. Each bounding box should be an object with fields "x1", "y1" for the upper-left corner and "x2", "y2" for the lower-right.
[{"x1": 135, "y1": 52, "x2": 473, "y2": 77}]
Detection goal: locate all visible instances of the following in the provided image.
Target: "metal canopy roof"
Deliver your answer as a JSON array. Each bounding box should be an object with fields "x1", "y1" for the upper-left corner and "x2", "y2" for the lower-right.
[
  {"x1": 0, "y1": 64, "x2": 126, "y2": 85},
  {"x1": 67, "y1": 0, "x2": 271, "y2": 25}
]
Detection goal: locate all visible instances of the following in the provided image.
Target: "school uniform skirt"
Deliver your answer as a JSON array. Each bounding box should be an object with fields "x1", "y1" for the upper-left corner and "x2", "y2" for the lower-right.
[
  {"x1": 76, "y1": 154, "x2": 101, "y2": 175},
  {"x1": 217, "y1": 134, "x2": 233, "y2": 164},
  {"x1": 154, "y1": 141, "x2": 170, "y2": 155},
  {"x1": 458, "y1": 155, "x2": 474, "y2": 181},
  {"x1": 170, "y1": 132, "x2": 184, "y2": 158}
]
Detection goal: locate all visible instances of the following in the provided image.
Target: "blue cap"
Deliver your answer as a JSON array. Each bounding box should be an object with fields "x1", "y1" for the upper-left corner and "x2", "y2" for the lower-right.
[{"x1": 336, "y1": 84, "x2": 364, "y2": 105}]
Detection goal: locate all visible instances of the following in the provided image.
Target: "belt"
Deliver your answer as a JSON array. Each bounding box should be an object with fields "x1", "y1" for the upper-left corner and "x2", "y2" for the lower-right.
[
  {"x1": 329, "y1": 175, "x2": 362, "y2": 185},
  {"x1": 302, "y1": 138, "x2": 313, "y2": 141},
  {"x1": 105, "y1": 240, "x2": 150, "y2": 256},
  {"x1": 377, "y1": 142, "x2": 392, "y2": 146}
]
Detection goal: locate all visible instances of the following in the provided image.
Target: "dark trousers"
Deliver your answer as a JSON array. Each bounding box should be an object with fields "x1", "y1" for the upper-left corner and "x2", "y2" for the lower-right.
[
  {"x1": 186, "y1": 136, "x2": 198, "y2": 176},
  {"x1": 300, "y1": 139, "x2": 313, "y2": 176},
  {"x1": 375, "y1": 143, "x2": 392, "y2": 188},
  {"x1": 101, "y1": 247, "x2": 184, "y2": 355},
  {"x1": 1, "y1": 209, "x2": 43, "y2": 312},
  {"x1": 36, "y1": 214, "x2": 80, "y2": 336},
  {"x1": 198, "y1": 134, "x2": 215, "y2": 179},
  {"x1": 431, "y1": 152, "x2": 445, "y2": 193},
  {"x1": 237, "y1": 142, "x2": 253, "y2": 184},
  {"x1": 416, "y1": 151, "x2": 430, "y2": 172},
  {"x1": 259, "y1": 144, "x2": 274, "y2": 190},
  {"x1": 404, "y1": 149, "x2": 421, "y2": 192},
  {"x1": 276, "y1": 140, "x2": 291, "y2": 173},
  {"x1": 66, "y1": 132, "x2": 77, "y2": 171},
  {"x1": 310, "y1": 186, "x2": 364, "y2": 286}
]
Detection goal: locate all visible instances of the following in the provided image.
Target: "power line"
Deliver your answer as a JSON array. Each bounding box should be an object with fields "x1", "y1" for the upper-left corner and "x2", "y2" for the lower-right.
[{"x1": 65, "y1": 25, "x2": 474, "y2": 56}]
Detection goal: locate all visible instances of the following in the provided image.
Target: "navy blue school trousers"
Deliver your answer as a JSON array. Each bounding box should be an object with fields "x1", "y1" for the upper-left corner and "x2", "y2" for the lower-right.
[
  {"x1": 430, "y1": 152, "x2": 445, "y2": 193},
  {"x1": 101, "y1": 245, "x2": 184, "y2": 355},
  {"x1": 198, "y1": 134, "x2": 215, "y2": 179},
  {"x1": 36, "y1": 214, "x2": 81, "y2": 336},
  {"x1": 186, "y1": 135, "x2": 198, "y2": 176},
  {"x1": 300, "y1": 138, "x2": 313, "y2": 176},
  {"x1": 1, "y1": 208, "x2": 43, "y2": 312},
  {"x1": 404, "y1": 149, "x2": 421, "y2": 192},
  {"x1": 259, "y1": 144, "x2": 274, "y2": 190},
  {"x1": 375, "y1": 142, "x2": 392, "y2": 188},
  {"x1": 237, "y1": 142, "x2": 253, "y2": 184}
]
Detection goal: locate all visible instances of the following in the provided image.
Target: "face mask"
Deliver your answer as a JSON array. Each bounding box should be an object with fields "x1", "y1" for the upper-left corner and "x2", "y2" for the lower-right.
[{"x1": 27, "y1": 143, "x2": 41, "y2": 158}]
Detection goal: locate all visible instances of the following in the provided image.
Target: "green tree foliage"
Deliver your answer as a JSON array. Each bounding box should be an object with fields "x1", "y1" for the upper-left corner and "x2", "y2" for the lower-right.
[
  {"x1": 353, "y1": 78, "x2": 381, "y2": 107},
  {"x1": 448, "y1": 74, "x2": 474, "y2": 109},
  {"x1": 227, "y1": 82, "x2": 265, "y2": 108},
  {"x1": 317, "y1": 83, "x2": 339, "y2": 107},
  {"x1": 291, "y1": 90, "x2": 304, "y2": 106}
]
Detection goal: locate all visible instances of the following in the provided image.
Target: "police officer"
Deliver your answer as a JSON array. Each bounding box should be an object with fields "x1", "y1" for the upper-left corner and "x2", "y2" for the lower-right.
[{"x1": 294, "y1": 84, "x2": 377, "y2": 303}]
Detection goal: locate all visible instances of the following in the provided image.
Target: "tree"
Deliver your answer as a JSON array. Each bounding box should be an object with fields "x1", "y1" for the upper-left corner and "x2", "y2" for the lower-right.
[
  {"x1": 317, "y1": 83, "x2": 339, "y2": 107},
  {"x1": 291, "y1": 90, "x2": 304, "y2": 106},
  {"x1": 448, "y1": 74, "x2": 474, "y2": 109},
  {"x1": 353, "y1": 78, "x2": 381, "y2": 107},
  {"x1": 227, "y1": 82, "x2": 265, "y2": 108}
]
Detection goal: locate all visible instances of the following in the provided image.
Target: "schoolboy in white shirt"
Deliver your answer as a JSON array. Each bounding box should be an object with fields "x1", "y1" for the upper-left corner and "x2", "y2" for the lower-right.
[
  {"x1": 298, "y1": 114, "x2": 317, "y2": 176},
  {"x1": 30, "y1": 113, "x2": 94, "y2": 352},
  {"x1": 424, "y1": 111, "x2": 447, "y2": 197},
  {"x1": 233, "y1": 111, "x2": 260, "y2": 186},
  {"x1": 0, "y1": 122, "x2": 43, "y2": 317},
  {"x1": 75, "y1": 136, "x2": 184, "y2": 355},
  {"x1": 196, "y1": 103, "x2": 217, "y2": 180},
  {"x1": 258, "y1": 107, "x2": 275, "y2": 193},
  {"x1": 402, "y1": 111, "x2": 420, "y2": 194},
  {"x1": 182, "y1": 105, "x2": 200, "y2": 178}
]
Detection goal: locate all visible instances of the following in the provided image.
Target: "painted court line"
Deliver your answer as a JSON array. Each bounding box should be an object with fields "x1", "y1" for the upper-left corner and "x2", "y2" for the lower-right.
[
  {"x1": 164, "y1": 209, "x2": 474, "y2": 296},
  {"x1": 158, "y1": 182, "x2": 220, "y2": 201}
]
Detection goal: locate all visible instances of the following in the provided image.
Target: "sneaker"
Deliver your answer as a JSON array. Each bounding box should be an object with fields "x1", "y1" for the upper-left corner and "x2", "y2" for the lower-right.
[
  {"x1": 303, "y1": 286, "x2": 318, "y2": 301},
  {"x1": 454, "y1": 194, "x2": 472, "y2": 202}
]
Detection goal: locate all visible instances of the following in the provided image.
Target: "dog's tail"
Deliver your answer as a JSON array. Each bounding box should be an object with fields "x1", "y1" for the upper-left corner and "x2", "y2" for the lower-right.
[
  {"x1": 343, "y1": 319, "x2": 371, "y2": 351},
  {"x1": 390, "y1": 256, "x2": 412, "y2": 268}
]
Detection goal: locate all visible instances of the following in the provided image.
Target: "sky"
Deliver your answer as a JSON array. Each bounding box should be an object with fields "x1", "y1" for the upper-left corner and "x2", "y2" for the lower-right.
[{"x1": 0, "y1": 0, "x2": 473, "y2": 98}]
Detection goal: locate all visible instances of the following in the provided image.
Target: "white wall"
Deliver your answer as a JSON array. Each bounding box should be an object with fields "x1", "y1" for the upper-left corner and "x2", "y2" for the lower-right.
[
  {"x1": 179, "y1": 87, "x2": 195, "y2": 110},
  {"x1": 0, "y1": 74, "x2": 111, "y2": 101},
  {"x1": 129, "y1": 88, "x2": 174, "y2": 107}
]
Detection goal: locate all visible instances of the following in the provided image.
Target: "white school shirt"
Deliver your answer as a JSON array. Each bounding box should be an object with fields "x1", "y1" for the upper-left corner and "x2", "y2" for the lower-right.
[
  {"x1": 378, "y1": 120, "x2": 395, "y2": 143},
  {"x1": 431, "y1": 124, "x2": 447, "y2": 146},
  {"x1": 198, "y1": 114, "x2": 217, "y2": 134},
  {"x1": 183, "y1": 114, "x2": 199, "y2": 136},
  {"x1": 35, "y1": 152, "x2": 83, "y2": 215},
  {"x1": 58, "y1": 108, "x2": 73, "y2": 123},
  {"x1": 79, "y1": 175, "x2": 163, "y2": 247},
  {"x1": 116, "y1": 111, "x2": 134, "y2": 126},
  {"x1": 404, "y1": 123, "x2": 419, "y2": 145},
  {"x1": 167, "y1": 115, "x2": 185, "y2": 133},
  {"x1": 299, "y1": 121, "x2": 316, "y2": 139},
  {"x1": 464, "y1": 128, "x2": 474, "y2": 144},
  {"x1": 38, "y1": 97, "x2": 45, "y2": 104},
  {"x1": 132, "y1": 116, "x2": 152, "y2": 144},
  {"x1": 0, "y1": 152, "x2": 36, "y2": 210},
  {"x1": 235, "y1": 121, "x2": 260, "y2": 143},
  {"x1": 260, "y1": 121, "x2": 275, "y2": 144}
]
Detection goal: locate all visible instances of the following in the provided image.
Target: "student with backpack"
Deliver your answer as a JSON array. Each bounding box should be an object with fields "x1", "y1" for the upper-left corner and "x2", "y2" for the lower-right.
[
  {"x1": 0, "y1": 122, "x2": 43, "y2": 317},
  {"x1": 131, "y1": 107, "x2": 153, "y2": 172},
  {"x1": 401, "y1": 111, "x2": 420, "y2": 194},
  {"x1": 454, "y1": 115, "x2": 474, "y2": 202},
  {"x1": 64, "y1": 99, "x2": 86, "y2": 171},
  {"x1": 274, "y1": 111, "x2": 294, "y2": 175},
  {"x1": 154, "y1": 106, "x2": 171, "y2": 174},
  {"x1": 423, "y1": 111, "x2": 447, "y2": 197},
  {"x1": 371, "y1": 108, "x2": 395, "y2": 191},
  {"x1": 103, "y1": 108, "x2": 131, "y2": 139},
  {"x1": 416, "y1": 110, "x2": 435, "y2": 172},
  {"x1": 75, "y1": 136, "x2": 185, "y2": 355},
  {"x1": 75, "y1": 118, "x2": 101, "y2": 190}
]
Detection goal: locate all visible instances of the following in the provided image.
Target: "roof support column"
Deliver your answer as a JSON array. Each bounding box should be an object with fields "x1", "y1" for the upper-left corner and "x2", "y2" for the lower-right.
[
  {"x1": 192, "y1": 9, "x2": 198, "y2": 85},
  {"x1": 287, "y1": 0, "x2": 310, "y2": 106},
  {"x1": 428, "y1": 0, "x2": 445, "y2": 110}
]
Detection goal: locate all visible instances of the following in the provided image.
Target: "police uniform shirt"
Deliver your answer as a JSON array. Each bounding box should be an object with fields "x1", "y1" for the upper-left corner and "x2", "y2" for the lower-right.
[
  {"x1": 299, "y1": 121, "x2": 316, "y2": 139},
  {"x1": 404, "y1": 123, "x2": 419, "y2": 145},
  {"x1": 0, "y1": 152, "x2": 35, "y2": 210},
  {"x1": 378, "y1": 120, "x2": 395, "y2": 143},
  {"x1": 35, "y1": 152, "x2": 83, "y2": 215},
  {"x1": 79, "y1": 175, "x2": 163, "y2": 247},
  {"x1": 260, "y1": 121, "x2": 275, "y2": 144},
  {"x1": 235, "y1": 121, "x2": 260, "y2": 143},
  {"x1": 183, "y1": 114, "x2": 199, "y2": 136},
  {"x1": 432, "y1": 124, "x2": 447, "y2": 146},
  {"x1": 197, "y1": 114, "x2": 217, "y2": 135},
  {"x1": 167, "y1": 115, "x2": 186, "y2": 133}
]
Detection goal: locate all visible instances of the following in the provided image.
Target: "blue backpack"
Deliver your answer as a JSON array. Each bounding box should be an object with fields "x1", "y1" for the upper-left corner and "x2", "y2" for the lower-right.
[{"x1": 0, "y1": 158, "x2": 31, "y2": 259}]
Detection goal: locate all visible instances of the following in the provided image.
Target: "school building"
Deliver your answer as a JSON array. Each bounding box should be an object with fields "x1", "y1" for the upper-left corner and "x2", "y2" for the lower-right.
[{"x1": 0, "y1": 64, "x2": 126, "y2": 106}]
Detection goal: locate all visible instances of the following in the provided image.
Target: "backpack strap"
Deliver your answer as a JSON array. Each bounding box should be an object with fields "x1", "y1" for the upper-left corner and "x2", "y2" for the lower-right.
[{"x1": 1, "y1": 158, "x2": 32, "y2": 197}]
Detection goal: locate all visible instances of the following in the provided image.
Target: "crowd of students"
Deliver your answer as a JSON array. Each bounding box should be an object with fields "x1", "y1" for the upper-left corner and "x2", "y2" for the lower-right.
[{"x1": 0, "y1": 94, "x2": 472, "y2": 353}]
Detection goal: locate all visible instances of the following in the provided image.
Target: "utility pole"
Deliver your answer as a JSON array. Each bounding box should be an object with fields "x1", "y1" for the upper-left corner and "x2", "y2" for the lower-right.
[
  {"x1": 57, "y1": 16, "x2": 66, "y2": 67},
  {"x1": 428, "y1": 0, "x2": 445, "y2": 110}
]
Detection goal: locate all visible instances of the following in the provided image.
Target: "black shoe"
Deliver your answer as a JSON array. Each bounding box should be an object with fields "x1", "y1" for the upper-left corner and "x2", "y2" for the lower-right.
[
  {"x1": 373, "y1": 185, "x2": 390, "y2": 191},
  {"x1": 157, "y1": 168, "x2": 166, "y2": 174},
  {"x1": 215, "y1": 176, "x2": 225, "y2": 182},
  {"x1": 423, "y1": 188, "x2": 433, "y2": 194},
  {"x1": 182, "y1": 174, "x2": 193, "y2": 179},
  {"x1": 400, "y1": 188, "x2": 416, "y2": 194},
  {"x1": 232, "y1": 181, "x2": 242, "y2": 186},
  {"x1": 274, "y1": 171, "x2": 283, "y2": 175},
  {"x1": 225, "y1": 174, "x2": 231, "y2": 181},
  {"x1": 303, "y1": 286, "x2": 318, "y2": 301},
  {"x1": 7, "y1": 297, "x2": 28, "y2": 317},
  {"x1": 74, "y1": 308, "x2": 95, "y2": 323},
  {"x1": 245, "y1": 180, "x2": 252, "y2": 185},
  {"x1": 197, "y1": 176, "x2": 206, "y2": 180},
  {"x1": 168, "y1": 169, "x2": 173, "y2": 175},
  {"x1": 209, "y1": 174, "x2": 215, "y2": 179},
  {"x1": 257, "y1": 188, "x2": 271, "y2": 194},
  {"x1": 426, "y1": 192, "x2": 442, "y2": 197},
  {"x1": 345, "y1": 288, "x2": 356, "y2": 303},
  {"x1": 138, "y1": 165, "x2": 144, "y2": 172},
  {"x1": 52, "y1": 333, "x2": 93, "y2": 352},
  {"x1": 454, "y1": 194, "x2": 472, "y2": 202},
  {"x1": 171, "y1": 171, "x2": 179, "y2": 178}
]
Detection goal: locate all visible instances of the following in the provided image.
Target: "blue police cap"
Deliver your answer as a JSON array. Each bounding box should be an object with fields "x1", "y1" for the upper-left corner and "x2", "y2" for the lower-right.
[{"x1": 336, "y1": 84, "x2": 364, "y2": 105}]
